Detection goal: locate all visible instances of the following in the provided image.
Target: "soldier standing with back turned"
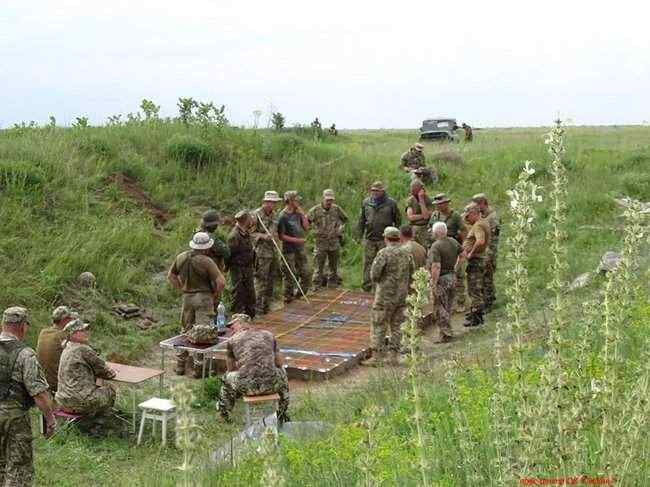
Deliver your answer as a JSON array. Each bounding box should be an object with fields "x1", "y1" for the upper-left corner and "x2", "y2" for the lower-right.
[
  {"x1": 227, "y1": 210, "x2": 256, "y2": 318},
  {"x1": 307, "y1": 189, "x2": 348, "y2": 289},
  {"x1": 197, "y1": 209, "x2": 231, "y2": 273},
  {"x1": 472, "y1": 193, "x2": 500, "y2": 310}
]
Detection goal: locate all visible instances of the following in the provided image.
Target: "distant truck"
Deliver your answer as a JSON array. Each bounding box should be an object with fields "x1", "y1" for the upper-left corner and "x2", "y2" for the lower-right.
[{"x1": 419, "y1": 118, "x2": 458, "y2": 141}]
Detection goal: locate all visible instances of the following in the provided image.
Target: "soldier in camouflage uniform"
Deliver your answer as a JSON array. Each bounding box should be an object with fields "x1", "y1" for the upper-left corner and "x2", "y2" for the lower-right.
[
  {"x1": 400, "y1": 143, "x2": 435, "y2": 184},
  {"x1": 56, "y1": 320, "x2": 117, "y2": 416},
  {"x1": 428, "y1": 222, "x2": 462, "y2": 342},
  {"x1": 227, "y1": 210, "x2": 256, "y2": 318},
  {"x1": 1, "y1": 307, "x2": 55, "y2": 487},
  {"x1": 399, "y1": 225, "x2": 427, "y2": 270},
  {"x1": 36, "y1": 306, "x2": 78, "y2": 393},
  {"x1": 363, "y1": 227, "x2": 414, "y2": 366},
  {"x1": 168, "y1": 232, "x2": 226, "y2": 376},
  {"x1": 405, "y1": 179, "x2": 433, "y2": 248},
  {"x1": 217, "y1": 314, "x2": 290, "y2": 424},
  {"x1": 307, "y1": 189, "x2": 349, "y2": 289},
  {"x1": 251, "y1": 191, "x2": 282, "y2": 315},
  {"x1": 358, "y1": 181, "x2": 401, "y2": 292},
  {"x1": 472, "y1": 193, "x2": 500, "y2": 309},
  {"x1": 277, "y1": 191, "x2": 311, "y2": 303},
  {"x1": 461, "y1": 203, "x2": 491, "y2": 327},
  {"x1": 430, "y1": 194, "x2": 468, "y2": 312},
  {"x1": 197, "y1": 209, "x2": 231, "y2": 273}
]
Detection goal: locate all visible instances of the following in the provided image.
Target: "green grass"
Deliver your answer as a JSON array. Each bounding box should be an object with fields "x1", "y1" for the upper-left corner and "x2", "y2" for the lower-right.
[{"x1": 1, "y1": 122, "x2": 649, "y2": 485}]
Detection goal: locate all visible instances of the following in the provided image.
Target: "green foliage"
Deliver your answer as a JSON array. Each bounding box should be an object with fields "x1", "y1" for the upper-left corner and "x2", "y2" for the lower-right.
[
  {"x1": 165, "y1": 134, "x2": 218, "y2": 167},
  {"x1": 74, "y1": 135, "x2": 116, "y2": 159},
  {"x1": 271, "y1": 112, "x2": 285, "y2": 130},
  {"x1": 72, "y1": 116, "x2": 89, "y2": 129},
  {"x1": 0, "y1": 160, "x2": 44, "y2": 189},
  {"x1": 261, "y1": 133, "x2": 304, "y2": 160}
]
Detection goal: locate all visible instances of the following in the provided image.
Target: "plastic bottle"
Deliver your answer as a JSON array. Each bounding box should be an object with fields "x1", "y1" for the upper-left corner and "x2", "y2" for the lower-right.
[{"x1": 216, "y1": 302, "x2": 226, "y2": 330}]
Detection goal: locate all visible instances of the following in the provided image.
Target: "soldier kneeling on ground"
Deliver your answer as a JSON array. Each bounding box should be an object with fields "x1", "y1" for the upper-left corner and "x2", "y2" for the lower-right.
[{"x1": 216, "y1": 314, "x2": 290, "y2": 425}]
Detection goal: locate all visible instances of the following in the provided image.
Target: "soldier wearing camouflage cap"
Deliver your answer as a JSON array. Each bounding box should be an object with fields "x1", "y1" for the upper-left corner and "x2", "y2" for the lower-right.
[
  {"x1": 37, "y1": 306, "x2": 79, "y2": 393},
  {"x1": 217, "y1": 313, "x2": 290, "y2": 424},
  {"x1": 277, "y1": 191, "x2": 311, "y2": 303},
  {"x1": 472, "y1": 193, "x2": 501, "y2": 310},
  {"x1": 227, "y1": 210, "x2": 256, "y2": 318},
  {"x1": 358, "y1": 181, "x2": 401, "y2": 292},
  {"x1": 362, "y1": 226, "x2": 414, "y2": 367},
  {"x1": 307, "y1": 189, "x2": 349, "y2": 289},
  {"x1": 196, "y1": 209, "x2": 231, "y2": 272},
  {"x1": 460, "y1": 203, "x2": 491, "y2": 327},
  {"x1": 250, "y1": 191, "x2": 283, "y2": 315},
  {"x1": 400, "y1": 144, "x2": 436, "y2": 184},
  {"x1": 1, "y1": 307, "x2": 56, "y2": 486}
]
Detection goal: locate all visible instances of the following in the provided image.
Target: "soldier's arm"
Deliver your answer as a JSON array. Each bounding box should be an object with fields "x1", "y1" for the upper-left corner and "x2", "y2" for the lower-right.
[
  {"x1": 393, "y1": 201, "x2": 402, "y2": 226},
  {"x1": 357, "y1": 204, "x2": 366, "y2": 238},
  {"x1": 83, "y1": 347, "x2": 116, "y2": 380},
  {"x1": 370, "y1": 252, "x2": 385, "y2": 283},
  {"x1": 167, "y1": 259, "x2": 182, "y2": 290},
  {"x1": 207, "y1": 260, "x2": 226, "y2": 295},
  {"x1": 273, "y1": 339, "x2": 284, "y2": 368}
]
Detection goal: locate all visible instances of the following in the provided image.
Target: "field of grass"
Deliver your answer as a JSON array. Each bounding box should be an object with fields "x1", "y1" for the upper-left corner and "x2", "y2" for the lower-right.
[{"x1": 1, "y1": 118, "x2": 648, "y2": 486}]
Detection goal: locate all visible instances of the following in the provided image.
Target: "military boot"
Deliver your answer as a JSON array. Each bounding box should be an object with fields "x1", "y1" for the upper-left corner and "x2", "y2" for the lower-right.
[
  {"x1": 175, "y1": 357, "x2": 187, "y2": 376},
  {"x1": 192, "y1": 360, "x2": 204, "y2": 379}
]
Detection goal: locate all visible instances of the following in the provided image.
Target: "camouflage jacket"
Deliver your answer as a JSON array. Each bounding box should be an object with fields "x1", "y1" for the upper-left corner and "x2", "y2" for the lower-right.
[
  {"x1": 195, "y1": 226, "x2": 230, "y2": 271},
  {"x1": 430, "y1": 209, "x2": 465, "y2": 242},
  {"x1": 358, "y1": 196, "x2": 401, "y2": 241},
  {"x1": 250, "y1": 207, "x2": 280, "y2": 259},
  {"x1": 481, "y1": 206, "x2": 501, "y2": 254},
  {"x1": 370, "y1": 244, "x2": 414, "y2": 307},
  {"x1": 227, "y1": 225, "x2": 254, "y2": 268},
  {"x1": 307, "y1": 204, "x2": 348, "y2": 246},
  {"x1": 400, "y1": 150, "x2": 425, "y2": 170},
  {"x1": 226, "y1": 328, "x2": 280, "y2": 384},
  {"x1": 55, "y1": 342, "x2": 116, "y2": 410},
  {"x1": 0, "y1": 332, "x2": 49, "y2": 417}
]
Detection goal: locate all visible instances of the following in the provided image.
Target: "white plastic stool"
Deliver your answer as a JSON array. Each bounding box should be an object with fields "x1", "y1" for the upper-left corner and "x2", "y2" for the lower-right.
[
  {"x1": 137, "y1": 397, "x2": 176, "y2": 447},
  {"x1": 243, "y1": 393, "x2": 280, "y2": 427}
]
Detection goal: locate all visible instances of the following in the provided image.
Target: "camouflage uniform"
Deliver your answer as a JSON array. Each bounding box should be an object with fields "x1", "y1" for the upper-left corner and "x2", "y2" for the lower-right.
[
  {"x1": 277, "y1": 208, "x2": 311, "y2": 301},
  {"x1": 217, "y1": 328, "x2": 289, "y2": 422},
  {"x1": 481, "y1": 206, "x2": 500, "y2": 307},
  {"x1": 55, "y1": 342, "x2": 116, "y2": 415},
  {"x1": 195, "y1": 226, "x2": 230, "y2": 273},
  {"x1": 400, "y1": 149, "x2": 435, "y2": 184},
  {"x1": 428, "y1": 237, "x2": 462, "y2": 339},
  {"x1": 227, "y1": 225, "x2": 256, "y2": 318},
  {"x1": 307, "y1": 203, "x2": 348, "y2": 288},
  {"x1": 370, "y1": 244, "x2": 414, "y2": 354},
  {"x1": 405, "y1": 194, "x2": 434, "y2": 248},
  {"x1": 358, "y1": 195, "x2": 401, "y2": 291},
  {"x1": 251, "y1": 207, "x2": 280, "y2": 315},
  {"x1": 430, "y1": 208, "x2": 467, "y2": 307},
  {"x1": 0, "y1": 332, "x2": 49, "y2": 487},
  {"x1": 463, "y1": 219, "x2": 491, "y2": 318}
]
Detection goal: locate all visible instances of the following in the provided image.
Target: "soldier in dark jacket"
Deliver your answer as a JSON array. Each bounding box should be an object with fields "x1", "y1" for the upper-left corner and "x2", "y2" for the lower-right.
[
  {"x1": 358, "y1": 181, "x2": 401, "y2": 292},
  {"x1": 197, "y1": 209, "x2": 230, "y2": 272},
  {"x1": 227, "y1": 210, "x2": 256, "y2": 318}
]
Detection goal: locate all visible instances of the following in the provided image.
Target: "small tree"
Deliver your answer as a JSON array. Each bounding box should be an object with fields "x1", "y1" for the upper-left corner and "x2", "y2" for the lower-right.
[
  {"x1": 72, "y1": 117, "x2": 89, "y2": 129},
  {"x1": 47, "y1": 116, "x2": 56, "y2": 129},
  {"x1": 252, "y1": 109, "x2": 262, "y2": 129},
  {"x1": 140, "y1": 99, "x2": 160, "y2": 121},
  {"x1": 271, "y1": 112, "x2": 285, "y2": 131},
  {"x1": 178, "y1": 97, "x2": 198, "y2": 126}
]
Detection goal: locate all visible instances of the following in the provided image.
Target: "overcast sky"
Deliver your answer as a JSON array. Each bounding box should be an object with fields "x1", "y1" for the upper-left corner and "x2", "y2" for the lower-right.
[{"x1": 1, "y1": 0, "x2": 648, "y2": 128}]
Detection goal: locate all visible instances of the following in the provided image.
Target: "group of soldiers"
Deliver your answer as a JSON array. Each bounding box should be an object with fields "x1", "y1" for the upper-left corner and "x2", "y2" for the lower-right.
[{"x1": 1, "y1": 306, "x2": 120, "y2": 485}]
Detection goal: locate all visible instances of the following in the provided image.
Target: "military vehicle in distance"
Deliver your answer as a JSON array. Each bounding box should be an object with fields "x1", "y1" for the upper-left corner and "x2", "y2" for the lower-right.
[{"x1": 419, "y1": 118, "x2": 458, "y2": 141}]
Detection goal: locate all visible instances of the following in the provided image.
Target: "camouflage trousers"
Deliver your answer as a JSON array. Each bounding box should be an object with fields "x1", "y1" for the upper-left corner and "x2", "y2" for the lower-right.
[
  {"x1": 412, "y1": 225, "x2": 431, "y2": 249},
  {"x1": 230, "y1": 265, "x2": 256, "y2": 318},
  {"x1": 466, "y1": 258, "x2": 486, "y2": 314},
  {"x1": 0, "y1": 413, "x2": 33, "y2": 487},
  {"x1": 362, "y1": 240, "x2": 385, "y2": 292},
  {"x1": 282, "y1": 248, "x2": 311, "y2": 300},
  {"x1": 60, "y1": 385, "x2": 116, "y2": 416},
  {"x1": 312, "y1": 243, "x2": 341, "y2": 288},
  {"x1": 217, "y1": 368, "x2": 290, "y2": 422},
  {"x1": 254, "y1": 255, "x2": 279, "y2": 315},
  {"x1": 455, "y1": 259, "x2": 467, "y2": 306},
  {"x1": 371, "y1": 304, "x2": 406, "y2": 353},
  {"x1": 179, "y1": 292, "x2": 215, "y2": 364},
  {"x1": 434, "y1": 273, "x2": 455, "y2": 338},
  {"x1": 484, "y1": 251, "x2": 497, "y2": 306}
]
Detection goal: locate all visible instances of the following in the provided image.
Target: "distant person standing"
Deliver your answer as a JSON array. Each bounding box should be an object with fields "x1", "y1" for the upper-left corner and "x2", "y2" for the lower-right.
[
  {"x1": 227, "y1": 210, "x2": 256, "y2": 318},
  {"x1": 358, "y1": 181, "x2": 401, "y2": 292},
  {"x1": 329, "y1": 124, "x2": 338, "y2": 136},
  {"x1": 278, "y1": 191, "x2": 311, "y2": 303},
  {"x1": 307, "y1": 189, "x2": 348, "y2": 289},
  {"x1": 462, "y1": 123, "x2": 473, "y2": 142},
  {"x1": 400, "y1": 143, "x2": 435, "y2": 184}
]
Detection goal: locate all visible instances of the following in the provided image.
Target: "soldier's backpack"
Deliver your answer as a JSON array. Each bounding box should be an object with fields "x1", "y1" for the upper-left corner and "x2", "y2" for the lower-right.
[{"x1": 0, "y1": 340, "x2": 35, "y2": 409}]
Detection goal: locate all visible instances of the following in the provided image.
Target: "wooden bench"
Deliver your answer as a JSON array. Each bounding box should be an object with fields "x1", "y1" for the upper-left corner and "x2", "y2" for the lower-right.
[{"x1": 243, "y1": 393, "x2": 280, "y2": 426}]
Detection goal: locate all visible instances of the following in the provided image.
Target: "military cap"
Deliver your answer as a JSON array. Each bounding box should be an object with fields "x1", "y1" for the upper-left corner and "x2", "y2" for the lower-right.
[
  {"x1": 2, "y1": 307, "x2": 29, "y2": 325},
  {"x1": 464, "y1": 202, "x2": 481, "y2": 213},
  {"x1": 370, "y1": 181, "x2": 385, "y2": 191},
  {"x1": 263, "y1": 190, "x2": 282, "y2": 202},
  {"x1": 63, "y1": 319, "x2": 89, "y2": 335},
  {"x1": 227, "y1": 313, "x2": 252, "y2": 327},
  {"x1": 234, "y1": 209, "x2": 250, "y2": 220},
  {"x1": 201, "y1": 209, "x2": 220, "y2": 227},
  {"x1": 433, "y1": 193, "x2": 451, "y2": 204},
  {"x1": 284, "y1": 190, "x2": 301, "y2": 202},
  {"x1": 52, "y1": 306, "x2": 75, "y2": 321},
  {"x1": 322, "y1": 189, "x2": 336, "y2": 200},
  {"x1": 414, "y1": 143, "x2": 424, "y2": 151},
  {"x1": 472, "y1": 193, "x2": 488, "y2": 203},
  {"x1": 383, "y1": 226, "x2": 400, "y2": 239},
  {"x1": 189, "y1": 232, "x2": 214, "y2": 250}
]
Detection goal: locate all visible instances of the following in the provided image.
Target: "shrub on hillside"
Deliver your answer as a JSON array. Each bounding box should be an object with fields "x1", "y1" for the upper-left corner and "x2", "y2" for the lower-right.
[
  {"x1": 74, "y1": 135, "x2": 116, "y2": 159},
  {"x1": 165, "y1": 134, "x2": 218, "y2": 167},
  {"x1": 431, "y1": 150, "x2": 464, "y2": 164},
  {"x1": 0, "y1": 161, "x2": 44, "y2": 189},
  {"x1": 261, "y1": 133, "x2": 304, "y2": 160}
]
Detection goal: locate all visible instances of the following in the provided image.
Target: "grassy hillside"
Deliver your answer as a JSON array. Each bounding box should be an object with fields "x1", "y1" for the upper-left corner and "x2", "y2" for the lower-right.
[{"x1": 1, "y1": 121, "x2": 649, "y2": 485}]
